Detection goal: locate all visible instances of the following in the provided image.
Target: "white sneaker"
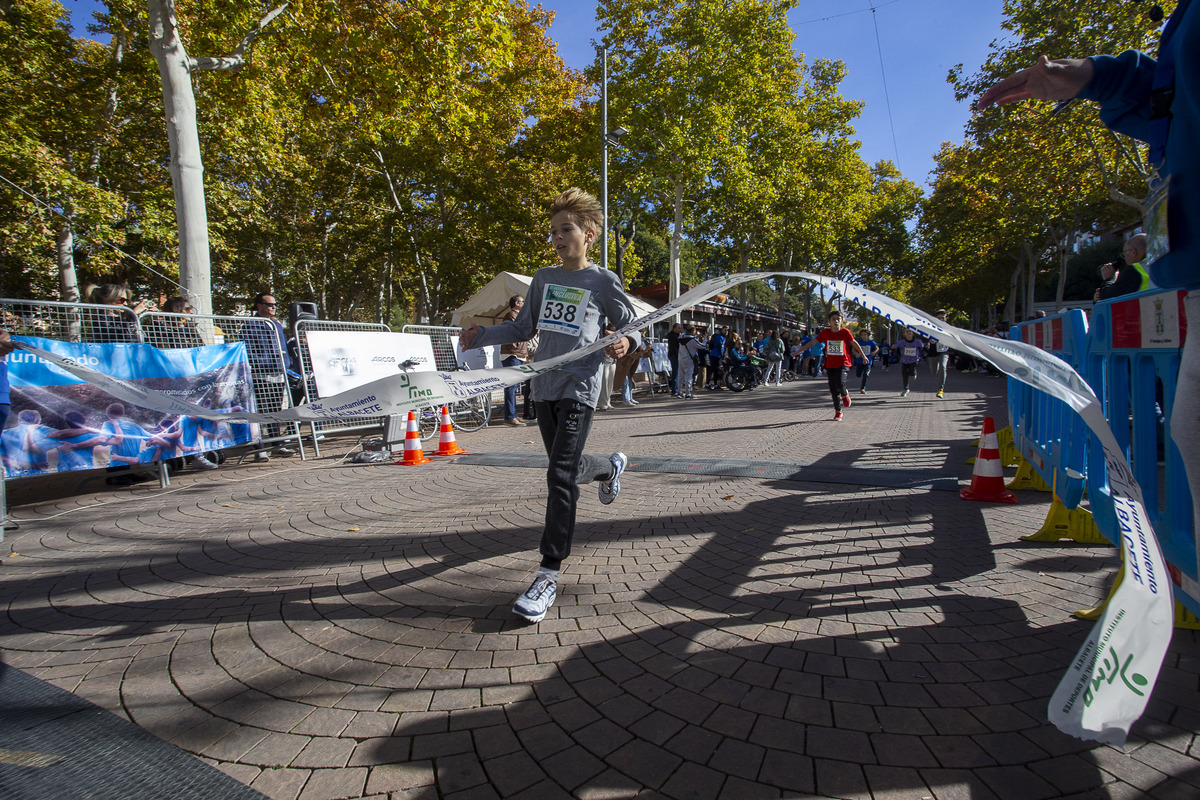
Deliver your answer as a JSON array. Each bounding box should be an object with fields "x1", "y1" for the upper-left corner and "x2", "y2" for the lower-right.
[
  {"x1": 513, "y1": 574, "x2": 557, "y2": 622},
  {"x1": 901, "y1": 389, "x2": 910, "y2": 397},
  {"x1": 191, "y1": 454, "x2": 218, "y2": 470},
  {"x1": 598, "y1": 452, "x2": 627, "y2": 505},
  {"x1": 254, "y1": 452, "x2": 271, "y2": 462}
]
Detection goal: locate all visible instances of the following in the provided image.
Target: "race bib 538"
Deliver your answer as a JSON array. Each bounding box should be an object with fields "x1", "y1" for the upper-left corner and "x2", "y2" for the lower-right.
[{"x1": 538, "y1": 284, "x2": 591, "y2": 337}]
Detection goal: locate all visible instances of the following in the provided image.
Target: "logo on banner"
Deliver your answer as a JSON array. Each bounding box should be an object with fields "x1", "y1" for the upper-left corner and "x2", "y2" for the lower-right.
[
  {"x1": 441, "y1": 373, "x2": 468, "y2": 398},
  {"x1": 1111, "y1": 291, "x2": 1186, "y2": 349}
]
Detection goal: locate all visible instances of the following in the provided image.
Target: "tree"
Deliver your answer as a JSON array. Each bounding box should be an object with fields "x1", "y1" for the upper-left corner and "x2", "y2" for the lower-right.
[
  {"x1": 146, "y1": 0, "x2": 286, "y2": 317},
  {"x1": 0, "y1": 0, "x2": 126, "y2": 300},
  {"x1": 598, "y1": 0, "x2": 804, "y2": 316}
]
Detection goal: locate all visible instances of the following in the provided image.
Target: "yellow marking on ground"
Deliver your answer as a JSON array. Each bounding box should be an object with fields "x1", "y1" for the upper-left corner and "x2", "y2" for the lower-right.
[{"x1": 0, "y1": 747, "x2": 65, "y2": 767}]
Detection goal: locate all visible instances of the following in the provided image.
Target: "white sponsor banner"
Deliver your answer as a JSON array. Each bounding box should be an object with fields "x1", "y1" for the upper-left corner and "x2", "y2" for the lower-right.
[
  {"x1": 305, "y1": 331, "x2": 437, "y2": 398},
  {"x1": 14, "y1": 272, "x2": 1172, "y2": 744}
]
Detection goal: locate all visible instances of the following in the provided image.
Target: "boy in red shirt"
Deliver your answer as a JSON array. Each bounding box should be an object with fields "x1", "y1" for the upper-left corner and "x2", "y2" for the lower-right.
[{"x1": 815, "y1": 309, "x2": 868, "y2": 421}]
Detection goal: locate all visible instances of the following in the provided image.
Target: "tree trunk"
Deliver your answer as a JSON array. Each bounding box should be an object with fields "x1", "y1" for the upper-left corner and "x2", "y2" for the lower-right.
[
  {"x1": 615, "y1": 220, "x2": 635, "y2": 288},
  {"x1": 737, "y1": 244, "x2": 750, "y2": 339},
  {"x1": 1053, "y1": 227, "x2": 1075, "y2": 313},
  {"x1": 147, "y1": 0, "x2": 286, "y2": 317},
  {"x1": 1003, "y1": 242, "x2": 1025, "y2": 326},
  {"x1": 669, "y1": 181, "x2": 683, "y2": 325},
  {"x1": 148, "y1": 0, "x2": 213, "y2": 317},
  {"x1": 1026, "y1": 241, "x2": 1038, "y2": 318},
  {"x1": 56, "y1": 219, "x2": 83, "y2": 341},
  {"x1": 804, "y1": 281, "x2": 812, "y2": 333},
  {"x1": 778, "y1": 245, "x2": 791, "y2": 331}
]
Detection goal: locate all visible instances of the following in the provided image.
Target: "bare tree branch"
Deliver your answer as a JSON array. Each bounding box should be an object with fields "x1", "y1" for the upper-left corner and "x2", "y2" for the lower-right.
[{"x1": 191, "y1": 3, "x2": 288, "y2": 72}]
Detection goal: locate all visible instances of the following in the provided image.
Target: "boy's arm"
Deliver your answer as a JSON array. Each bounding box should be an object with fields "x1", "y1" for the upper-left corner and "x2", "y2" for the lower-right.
[
  {"x1": 463, "y1": 276, "x2": 542, "y2": 350},
  {"x1": 599, "y1": 274, "x2": 641, "y2": 356}
]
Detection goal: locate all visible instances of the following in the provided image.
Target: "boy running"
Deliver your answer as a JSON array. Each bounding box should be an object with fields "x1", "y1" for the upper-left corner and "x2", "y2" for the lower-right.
[
  {"x1": 815, "y1": 310, "x2": 867, "y2": 421},
  {"x1": 460, "y1": 188, "x2": 640, "y2": 623}
]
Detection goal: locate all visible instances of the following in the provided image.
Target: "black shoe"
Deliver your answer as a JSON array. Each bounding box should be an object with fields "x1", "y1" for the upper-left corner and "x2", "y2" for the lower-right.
[{"x1": 105, "y1": 475, "x2": 138, "y2": 487}]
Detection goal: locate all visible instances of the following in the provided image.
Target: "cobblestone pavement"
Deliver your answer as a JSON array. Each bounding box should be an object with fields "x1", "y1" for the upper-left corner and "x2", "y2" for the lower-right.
[{"x1": 2, "y1": 371, "x2": 1198, "y2": 799}]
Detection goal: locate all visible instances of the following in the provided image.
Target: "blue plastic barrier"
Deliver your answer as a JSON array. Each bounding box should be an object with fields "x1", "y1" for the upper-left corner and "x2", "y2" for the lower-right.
[
  {"x1": 1084, "y1": 288, "x2": 1196, "y2": 613},
  {"x1": 1008, "y1": 310, "x2": 1091, "y2": 509}
]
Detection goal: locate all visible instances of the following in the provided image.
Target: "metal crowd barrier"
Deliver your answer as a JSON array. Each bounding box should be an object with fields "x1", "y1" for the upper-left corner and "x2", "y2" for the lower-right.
[
  {"x1": 403, "y1": 324, "x2": 503, "y2": 417},
  {"x1": 1, "y1": 298, "x2": 141, "y2": 343},
  {"x1": 293, "y1": 319, "x2": 390, "y2": 457},
  {"x1": 140, "y1": 311, "x2": 306, "y2": 460},
  {"x1": 1008, "y1": 309, "x2": 1090, "y2": 510},
  {"x1": 402, "y1": 324, "x2": 462, "y2": 370},
  {"x1": 1, "y1": 301, "x2": 305, "y2": 484}
]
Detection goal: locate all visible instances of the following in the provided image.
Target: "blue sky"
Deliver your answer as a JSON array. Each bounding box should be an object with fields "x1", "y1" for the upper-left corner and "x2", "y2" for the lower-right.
[
  {"x1": 66, "y1": 0, "x2": 1006, "y2": 189},
  {"x1": 540, "y1": 0, "x2": 1007, "y2": 189}
]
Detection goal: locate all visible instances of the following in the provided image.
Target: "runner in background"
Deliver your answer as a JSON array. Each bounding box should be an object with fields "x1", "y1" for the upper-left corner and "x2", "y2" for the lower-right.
[
  {"x1": 815, "y1": 310, "x2": 867, "y2": 421},
  {"x1": 854, "y1": 327, "x2": 878, "y2": 394},
  {"x1": 930, "y1": 309, "x2": 952, "y2": 398},
  {"x1": 896, "y1": 328, "x2": 925, "y2": 397}
]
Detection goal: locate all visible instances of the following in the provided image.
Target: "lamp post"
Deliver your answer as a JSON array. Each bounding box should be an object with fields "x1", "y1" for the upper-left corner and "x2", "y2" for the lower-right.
[
  {"x1": 601, "y1": 46, "x2": 608, "y2": 271},
  {"x1": 600, "y1": 47, "x2": 628, "y2": 273}
]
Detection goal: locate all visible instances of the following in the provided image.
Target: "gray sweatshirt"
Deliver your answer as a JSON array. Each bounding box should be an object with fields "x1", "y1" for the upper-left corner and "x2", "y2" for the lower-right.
[{"x1": 472, "y1": 264, "x2": 641, "y2": 408}]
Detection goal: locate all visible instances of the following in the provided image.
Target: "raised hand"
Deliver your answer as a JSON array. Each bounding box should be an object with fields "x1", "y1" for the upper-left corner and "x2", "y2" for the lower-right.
[{"x1": 977, "y1": 55, "x2": 1094, "y2": 110}]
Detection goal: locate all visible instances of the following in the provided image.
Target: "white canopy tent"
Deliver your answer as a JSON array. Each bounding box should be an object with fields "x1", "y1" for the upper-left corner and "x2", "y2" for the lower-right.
[{"x1": 451, "y1": 271, "x2": 658, "y2": 329}]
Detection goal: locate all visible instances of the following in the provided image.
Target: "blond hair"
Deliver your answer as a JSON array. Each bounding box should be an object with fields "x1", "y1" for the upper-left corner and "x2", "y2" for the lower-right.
[{"x1": 550, "y1": 187, "x2": 602, "y2": 237}]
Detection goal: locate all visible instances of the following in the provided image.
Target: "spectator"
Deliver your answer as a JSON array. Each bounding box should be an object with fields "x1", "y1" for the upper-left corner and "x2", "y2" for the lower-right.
[
  {"x1": 667, "y1": 322, "x2": 682, "y2": 397},
  {"x1": 1098, "y1": 234, "x2": 1152, "y2": 300},
  {"x1": 694, "y1": 327, "x2": 709, "y2": 389},
  {"x1": 241, "y1": 292, "x2": 295, "y2": 458},
  {"x1": 1095, "y1": 260, "x2": 1121, "y2": 302},
  {"x1": 678, "y1": 325, "x2": 704, "y2": 398},
  {"x1": 707, "y1": 326, "x2": 728, "y2": 389},
  {"x1": 500, "y1": 294, "x2": 530, "y2": 426},
  {"x1": 143, "y1": 297, "x2": 203, "y2": 349},
  {"x1": 88, "y1": 284, "x2": 146, "y2": 343},
  {"x1": 764, "y1": 329, "x2": 786, "y2": 386},
  {"x1": 615, "y1": 336, "x2": 651, "y2": 407}
]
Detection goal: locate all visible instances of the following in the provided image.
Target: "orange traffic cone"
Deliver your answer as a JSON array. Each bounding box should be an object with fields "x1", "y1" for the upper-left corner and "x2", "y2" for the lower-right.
[
  {"x1": 433, "y1": 406, "x2": 466, "y2": 456},
  {"x1": 395, "y1": 411, "x2": 433, "y2": 466},
  {"x1": 960, "y1": 416, "x2": 1017, "y2": 503}
]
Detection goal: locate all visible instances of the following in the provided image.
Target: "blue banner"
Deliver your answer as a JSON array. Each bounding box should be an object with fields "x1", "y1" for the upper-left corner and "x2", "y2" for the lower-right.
[{"x1": 1, "y1": 338, "x2": 255, "y2": 477}]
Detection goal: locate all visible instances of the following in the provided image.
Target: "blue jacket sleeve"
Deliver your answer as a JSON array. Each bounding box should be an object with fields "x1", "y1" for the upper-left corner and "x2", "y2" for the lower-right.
[{"x1": 1078, "y1": 50, "x2": 1158, "y2": 143}]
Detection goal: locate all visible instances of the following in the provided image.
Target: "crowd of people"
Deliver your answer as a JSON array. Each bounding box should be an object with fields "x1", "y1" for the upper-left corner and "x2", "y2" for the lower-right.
[{"x1": 576, "y1": 310, "x2": 1010, "y2": 412}]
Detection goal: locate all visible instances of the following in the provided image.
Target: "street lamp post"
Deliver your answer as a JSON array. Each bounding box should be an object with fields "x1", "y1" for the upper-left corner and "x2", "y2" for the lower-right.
[
  {"x1": 601, "y1": 46, "x2": 608, "y2": 272},
  {"x1": 599, "y1": 47, "x2": 628, "y2": 274}
]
